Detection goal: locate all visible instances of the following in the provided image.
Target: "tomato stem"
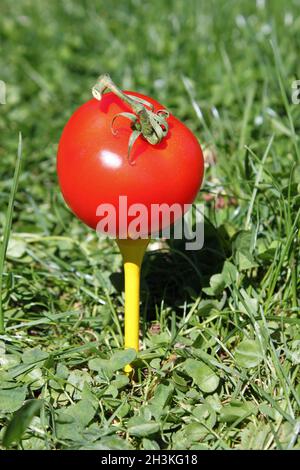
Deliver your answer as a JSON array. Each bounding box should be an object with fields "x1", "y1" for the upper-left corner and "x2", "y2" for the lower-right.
[{"x1": 92, "y1": 74, "x2": 169, "y2": 162}]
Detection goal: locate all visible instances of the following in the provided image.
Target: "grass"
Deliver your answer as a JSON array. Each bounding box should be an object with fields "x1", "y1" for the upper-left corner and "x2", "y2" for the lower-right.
[{"x1": 0, "y1": 0, "x2": 299, "y2": 450}]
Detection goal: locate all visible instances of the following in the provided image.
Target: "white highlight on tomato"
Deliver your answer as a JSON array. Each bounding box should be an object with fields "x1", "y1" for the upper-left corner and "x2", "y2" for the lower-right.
[{"x1": 100, "y1": 150, "x2": 122, "y2": 169}]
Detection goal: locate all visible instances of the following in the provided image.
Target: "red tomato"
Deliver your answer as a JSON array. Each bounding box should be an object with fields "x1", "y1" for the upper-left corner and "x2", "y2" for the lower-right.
[{"x1": 57, "y1": 91, "x2": 204, "y2": 237}]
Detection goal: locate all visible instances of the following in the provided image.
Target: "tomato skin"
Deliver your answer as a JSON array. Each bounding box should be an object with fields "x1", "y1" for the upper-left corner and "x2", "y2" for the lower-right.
[{"x1": 57, "y1": 91, "x2": 204, "y2": 237}]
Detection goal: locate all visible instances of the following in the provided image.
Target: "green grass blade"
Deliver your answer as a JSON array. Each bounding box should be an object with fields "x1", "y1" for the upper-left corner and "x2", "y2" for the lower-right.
[{"x1": 0, "y1": 133, "x2": 23, "y2": 333}]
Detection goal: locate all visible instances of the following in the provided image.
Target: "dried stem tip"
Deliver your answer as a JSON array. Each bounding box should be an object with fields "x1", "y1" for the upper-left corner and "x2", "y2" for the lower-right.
[{"x1": 92, "y1": 74, "x2": 169, "y2": 163}]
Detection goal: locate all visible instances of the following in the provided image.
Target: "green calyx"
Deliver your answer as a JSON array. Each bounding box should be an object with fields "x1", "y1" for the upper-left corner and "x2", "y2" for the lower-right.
[{"x1": 92, "y1": 74, "x2": 169, "y2": 164}]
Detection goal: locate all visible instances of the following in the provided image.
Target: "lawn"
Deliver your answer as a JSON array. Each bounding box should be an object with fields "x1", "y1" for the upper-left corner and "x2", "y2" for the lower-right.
[{"x1": 0, "y1": 0, "x2": 299, "y2": 450}]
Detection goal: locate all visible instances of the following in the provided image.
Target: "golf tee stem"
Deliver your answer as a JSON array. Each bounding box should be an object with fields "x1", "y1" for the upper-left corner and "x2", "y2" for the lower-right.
[{"x1": 117, "y1": 238, "x2": 149, "y2": 374}]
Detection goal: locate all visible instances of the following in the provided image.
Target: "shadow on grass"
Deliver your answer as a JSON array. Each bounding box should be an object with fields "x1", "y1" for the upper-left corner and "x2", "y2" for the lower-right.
[{"x1": 110, "y1": 220, "x2": 232, "y2": 317}]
